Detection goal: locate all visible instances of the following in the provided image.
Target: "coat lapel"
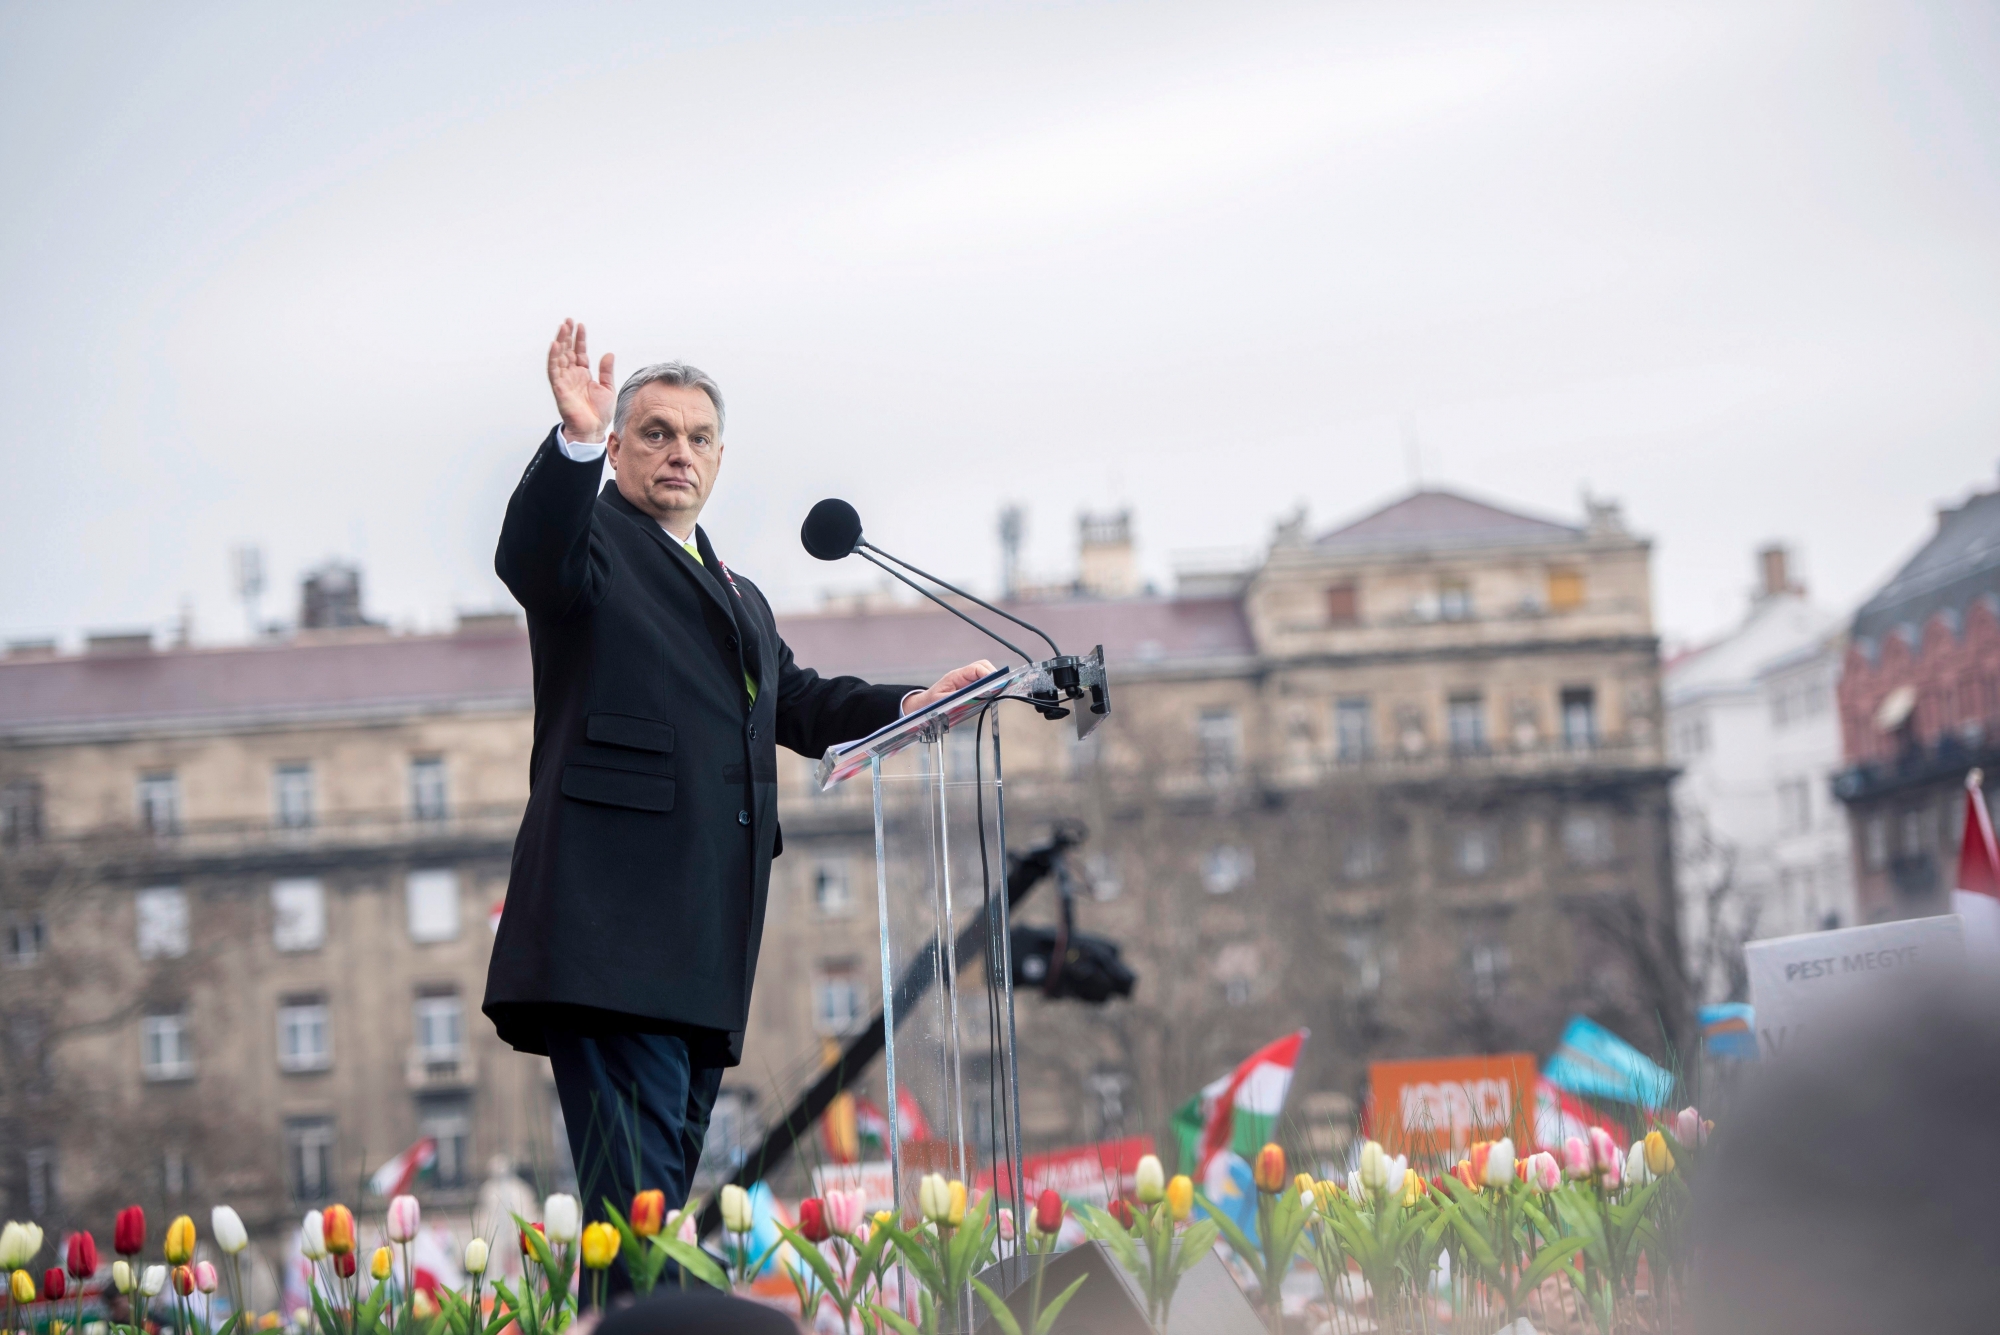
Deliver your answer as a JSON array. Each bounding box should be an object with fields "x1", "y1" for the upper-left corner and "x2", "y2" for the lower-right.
[
  {"x1": 696, "y1": 526, "x2": 766, "y2": 691},
  {"x1": 600, "y1": 484, "x2": 738, "y2": 630}
]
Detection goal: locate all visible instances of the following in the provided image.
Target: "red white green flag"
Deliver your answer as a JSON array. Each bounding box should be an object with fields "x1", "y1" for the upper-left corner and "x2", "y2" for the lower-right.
[{"x1": 1170, "y1": 1029, "x2": 1308, "y2": 1178}]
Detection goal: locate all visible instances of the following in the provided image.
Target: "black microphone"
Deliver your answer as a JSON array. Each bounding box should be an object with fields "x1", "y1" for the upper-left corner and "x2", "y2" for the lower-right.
[{"x1": 800, "y1": 498, "x2": 1062, "y2": 664}]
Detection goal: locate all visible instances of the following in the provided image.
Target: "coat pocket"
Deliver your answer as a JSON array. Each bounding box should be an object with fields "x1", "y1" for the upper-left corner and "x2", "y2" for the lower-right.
[
  {"x1": 561, "y1": 764, "x2": 676, "y2": 812},
  {"x1": 585, "y1": 712, "x2": 676, "y2": 753}
]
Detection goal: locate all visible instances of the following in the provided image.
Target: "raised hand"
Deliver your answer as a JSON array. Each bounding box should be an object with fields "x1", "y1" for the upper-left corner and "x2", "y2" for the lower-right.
[{"x1": 547, "y1": 318, "x2": 616, "y2": 443}]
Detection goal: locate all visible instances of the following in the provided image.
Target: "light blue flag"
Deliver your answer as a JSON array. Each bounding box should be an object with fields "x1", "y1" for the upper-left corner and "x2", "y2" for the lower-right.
[{"x1": 1541, "y1": 1015, "x2": 1674, "y2": 1110}]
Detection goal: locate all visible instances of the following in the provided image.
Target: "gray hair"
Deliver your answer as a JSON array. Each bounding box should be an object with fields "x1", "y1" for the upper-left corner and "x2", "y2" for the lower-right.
[{"x1": 614, "y1": 361, "x2": 725, "y2": 433}]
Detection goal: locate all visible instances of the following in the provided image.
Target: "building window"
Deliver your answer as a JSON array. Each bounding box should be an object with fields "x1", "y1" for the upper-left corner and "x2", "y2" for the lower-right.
[
  {"x1": 1561, "y1": 687, "x2": 1598, "y2": 749},
  {"x1": 1342, "y1": 932, "x2": 1387, "y2": 997},
  {"x1": 142, "y1": 1012, "x2": 195, "y2": 1081},
  {"x1": 286, "y1": 1118, "x2": 335, "y2": 1203},
  {"x1": 406, "y1": 869, "x2": 461, "y2": 943},
  {"x1": 1900, "y1": 806, "x2": 1936, "y2": 858},
  {"x1": 1325, "y1": 582, "x2": 1359, "y2": 625},
  {"x1": 274, "y1": 763, "x2": 315, "y2": 829},
  {"x1": 1777, "y1": 778, "x2": 1812, "y2": 835},
  {"x1": 162, "y1": 1149, "x2": 191, "y2": 1200},
  {"x1": 1, "y1": 779, "x2": 43, "y2": 846},
  {"x1": 1672, "y1": 713, "x2": 1708, "y2": 759},
  {"x1": 1453, "y1": 826, "x2": 1498, "y2": 877},
  {"x1": 138, "y1": 770, "x2": 181, "y2": 834},
  {"x1": 812, "y1": 861, "x2": 851, "y2": 916},
  {"x1": 1335, "y1": 698, "x2": 1373, "y2": 763},
  {"x1": 1197, "y1": 709, "x2": 1240, "y2": 782},
  {"x1": 1561, "y1": 812, "x2": 1613, "y2": 867},
  {"x1": 410, "y1": 756, "x2": 449, "y2": 823},
  {"x1": 4, "y1": 916, "x2": 45, "y2": 967},
  {"x1": 1395, "y1": 705, "x2": 1428, "y2": 757},
  {"x1": 24, "y1": 1148, "x2": 56, "y2": 1216},
  {"x1": 1438, "y1": 578, "x2": 1472, "y2": 621},
  {"x1": 277, "y1": 997, "x2": 332, "y2": 1073},
  {"x1": 420, "y1": 1098, "x2": 472, "y2": 1188},
  {"x1": 1341, "y1": 831, "x2": 1384, "y2": 881},
  {"x1": 414, "y1": 989, "x2": 464, "y2": 1063},
  {"x1": 136, "y1": 886, "x2": 190, "y2": 959},
  {"x1": 1214, "y1": 943, "x2": 1260, "y2": 1006},
  {"x1": 1447, "y1": 694, "x2": 1487, "y2": 754},
  {"x1": 812, "y1": 960, "x2": 865, "y2": 1036},
  {"x1": 272, "y1": 878, "x2": 327, "y2": 952},
  {"x1": 1547, "y1": 569, "x2": 1585, "y2": 612},
  {"x1": 1864, "y1": 814, "x2": 1889, "y2": 870},
  {"x1": 1469, "y1": 940, "x2": 1510, "y2": 1000},
  {"x1": 1202, "y1": 844, "x2": 1254, "y2": 894}
]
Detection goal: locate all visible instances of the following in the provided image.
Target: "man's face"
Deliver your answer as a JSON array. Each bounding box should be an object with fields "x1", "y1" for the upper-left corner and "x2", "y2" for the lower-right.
[{"x1": 606, "y1": 382, "x2": 724, "y2": 531}]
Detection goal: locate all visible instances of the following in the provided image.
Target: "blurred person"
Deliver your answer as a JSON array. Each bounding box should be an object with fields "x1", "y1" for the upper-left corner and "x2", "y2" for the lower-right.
[
  {"x1": 484, "y1": 321, "x2": 989, "y2": 1302},
  {"x1": 1693, "y1": 976, "x2": 2000, "y2": 1333},
  {"x1": 593, "y1": 1288, "x2": 795, "y2": 1335}
]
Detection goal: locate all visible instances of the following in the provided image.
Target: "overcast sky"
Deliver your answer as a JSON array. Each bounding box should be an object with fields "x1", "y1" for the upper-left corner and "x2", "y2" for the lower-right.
[{"x1": 3, "y1": 0, "x2": 1996, "y2": 653}]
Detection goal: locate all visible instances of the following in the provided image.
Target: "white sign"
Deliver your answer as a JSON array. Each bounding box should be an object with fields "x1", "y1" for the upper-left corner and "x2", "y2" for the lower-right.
[{"x1": 1745, "y1": 915, "x2": 1964, "y2": 1057}]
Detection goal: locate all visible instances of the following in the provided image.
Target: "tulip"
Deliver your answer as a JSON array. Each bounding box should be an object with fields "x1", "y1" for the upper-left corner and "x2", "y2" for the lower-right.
[
  {"x1": 1293, "y1": 1172, "x2": 1315, "y2": 1200},
  {"x1": 580, "y1": 1223, "x2": 619, "y2": 1270},
  {"x1": 630, "y1": 1189, "x2": 666, "y2": 1238},
  {"x1": 1482, "y1": 1138, "x2": 1516, "y2": 1188},
  {"x1": 1034, "y1": 1189, "x2": 1063, "y2": 1236},
  {"x1": 115, "y1": 1208, "x2": 146, "y2": 1259},
  {"x1": 1, "y1": 1222, "x2": 42, "y2": 1270},
  {"x1": 412, "y1": 1289, "x2": 437, "y2": 1320},
  {"x1": 1587, "y1": 1127, "x2": 1619, "y2": 1177},
  {"x1": 1533, "y1": 1152, "x2": 1563, "y2": 1192},
  {"x1": 369, "y1": 1248, "x2": 393, "y2": 1283},
  {"x1": 1563, "y1": 1136, "x2": 1592, "y2": 1180},
  {"x1": 65, "y1": 1232, "x2": 97, "y2": 1281},
  {"x1": 1400, "y1": 1171, "x2": 1425, "y2": 1207},
  {"x1": 543, "y1": 1194, "x2": 580, "y2": 1244},
  {"x1": 1166, "y1": 1175, "x2": 1194, "y2": 1222},
  {"x1": 1600, "y1": 1145, "x2": 1622, "y2": 1190},
  {"x1": 721, "y1": 1185, "x2": 754, "y2": 1234},
  {"x1": 140, "y1": 1265, "x2": 168, "y2": 1297},
  {"x1": 164, "y1": 1214, "x2": 197, "y2": 1265},
  {"x1": 947, "y1": 1181, "x2": 967, "y2": 1227},
  {"x1": 518, "y1": 1223, "x2": 546, "y2": 1259},
  {"x1": 1107, "y1": 1199, "x2": 1136, "y2": 1229},
  {"x1": 1133, "y1": 1155, "x2": 1166, "y2": 1205},
  {"x1": 195, "y1": 1261, "x2": 218, "y2": 1295},
  {"x1": 320, "y1": 1206, "x2": 355, "y2": 1257},
  {"x1": 300, "y1": 1212, "x2": 327, "y2": 1261},
  {"x1": 112, "y1": 1261, "x2": 133, "y2": 1294},
  {"x1": 997, "y1": 1208, "x2": 1015, "y2": 1241},
  {"x1": 43, "y1": 1268, "x2": 66, "y2": 1302},
  {"x1": 1252, "y1": 1143, "x2": 1287, "y2": 1195},
  {"x1": 212, "y1": 1207, "x2": 249, "y2": 1256},
  {"x1": 1358, "y1": 1141, "x2": 1390, "y2": 1192},
  {"x1": 1347, "y1": 1169, "x2": 1366, "y2": 1198},
  {"x1": 1644, "y1": 1129, "x2": 1675, "y2": 1176},
  {"x1": 1383, "y1": 1154, "x2": 1410, "y2": 1198},
  {"x1": 1624, "y1": 1141, "x2": 1651, "y2": 1188},
  {"x1": 1450, "y1": 1160, "x2": 1478, "y2": 1191},
  {"x1": 10, "y1": 1271, "x2": 33, "y2": 1304},
  {"x1": 463, "y1": 1238, "x2": 488, "y2": 1275},
  {"x1": 825, "y1": 1188, "x2": 864, "y2": 1238},
  {"x1": 798, "y1": 1199, "x2": 830, "y2": 1245},
  {"x1": 918, "y1": 1174, "x2": 951, "y2": 1225},
  {"x1": 1674, "y1": 1107, "x2": 1701, "y2": 1145},
  {"x1": 290, "y1": 1308, "x2": 311, "y2": 1331},
  {"x1": 677, "y1": 1211, "x2": 699, "y2": 1245},
  {"x1": 332, "y1": 1253, "x2": 356, "y2": 1281},
  {"x1": 173, "y1": 1265, "x2": 195, "y2": 1296},
  {"x1": 386, "y1": 1195, "x2": 421, "y2": 1244}
]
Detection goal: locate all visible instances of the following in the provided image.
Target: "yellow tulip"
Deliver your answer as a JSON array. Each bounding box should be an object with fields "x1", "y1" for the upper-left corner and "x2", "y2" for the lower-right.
[
  {"x1": 947, "y1": 1180, "x2": 967, "y2": 1227},
  {"x1": 1401, "y1": 1171, "x2": 1425, "y2": 1208},
  {"x1": 1165, "y1": 1175, "x2": 1194, "y2": 1222},
  {"x1": 369, "y1": 1248, "x2": 392, "y2": 1282},
  {"x1": 1644, "y1": 1129, "x2": 1675, "y2": 1176},
  {"x1": 580, "y1": 1222, "x2": 620, "y2": 1271},
  {"x1": 164, "y1": 1216, "x2": 197, "y2": 1266},
  {"x1": 12, "y1": 1271, "x2": 36, "y2": 1303}
]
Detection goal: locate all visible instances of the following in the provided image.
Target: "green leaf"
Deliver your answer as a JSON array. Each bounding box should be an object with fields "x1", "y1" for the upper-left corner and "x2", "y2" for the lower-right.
[
  {"x1": 869, "y1": 1303, "x2": 924, "y2": 1335},
  {"x1": 1521, "y1": 1237, "x2": 1589, "y2": 1292},
  {"x1": 1073, "y1": 1205, "x2": 1142, "y2": 1280},
  {"x1": 1172, "y1": 1220, "x2": 1221, "y2": 1277},
  {"x1": 1190, "y1": 1192, "x2": 1264, "y2": 1285},
  {"x1": 874, "y1": 1221, "x2": 946, "y2": 1297},
  {"x1": 968, "y1": 1278, "x2": 1023, "y2": 1335},
  {"x1": 1032, "y1": 1274, "x2": 1090, "y2": 1335},
  {"x1": 775, "y1": 1227, "x2": 847, "y2": 1308}
]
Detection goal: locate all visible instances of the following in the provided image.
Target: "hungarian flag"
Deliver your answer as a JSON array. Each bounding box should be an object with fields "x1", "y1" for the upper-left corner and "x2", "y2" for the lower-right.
[
  {"x1": 1952, "y1": 770, "x2": 2000, "y2": 962},
  {"x1": 367, "y1": 1137, "x2": 437, "y2": 1198},
  {"x1": 1171, "y1": 1029, "x2": 1308, "y2": 1178}
]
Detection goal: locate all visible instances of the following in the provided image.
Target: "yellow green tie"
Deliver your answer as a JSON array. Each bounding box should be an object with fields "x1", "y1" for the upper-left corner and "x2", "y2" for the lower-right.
[{"x1": 681, "y1": 537, "x2": 758, "y2": 704}]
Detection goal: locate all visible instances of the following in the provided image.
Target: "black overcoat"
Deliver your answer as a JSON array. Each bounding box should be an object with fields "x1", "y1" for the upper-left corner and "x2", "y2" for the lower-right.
[{"x1": 482, "y1": 428, "x2": 914, "y2": 1059}]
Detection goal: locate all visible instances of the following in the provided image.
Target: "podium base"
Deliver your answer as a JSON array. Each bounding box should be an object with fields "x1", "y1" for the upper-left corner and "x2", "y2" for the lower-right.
[{"x1": 971, "y1": 1240, "x2": 1263, "y2": 1334}]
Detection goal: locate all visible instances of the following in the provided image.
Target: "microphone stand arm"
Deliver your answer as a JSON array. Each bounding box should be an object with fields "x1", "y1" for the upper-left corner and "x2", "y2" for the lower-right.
[
  {"x1": 859, "y1": 541, "x2": 1062, "y2": 660},
  {"x1": 854, "y1": 548, "x2": 1035, "y2": 664}
]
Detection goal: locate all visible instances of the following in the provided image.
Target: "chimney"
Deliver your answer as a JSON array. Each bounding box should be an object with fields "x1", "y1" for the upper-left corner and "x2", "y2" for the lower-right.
[
  {"x1": 300, "y1": 561, "x2": 373, "y2": 630},
  {"x1": 1756, "y1": 544, "x2": 1801, "y2": 600},
  {"x1": 1077, "y1": 510, "x2": 1138, "y2": 598},
  {"x1": 85, "y1": 631, "x2": 154, "y2": 656},
  {"x1": 998, "y1": 505, "x2": 1024, "y2": 600}
]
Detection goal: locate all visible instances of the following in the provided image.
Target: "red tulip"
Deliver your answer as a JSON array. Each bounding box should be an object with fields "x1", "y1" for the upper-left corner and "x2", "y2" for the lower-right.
[
  {"x1": 66, "y1": 1232, "x2": 98, "y2": 1280},
  {"x1": 332, "y1": 1253, "x2": 356, "y2": 1281},
  {"x1": 630, "y1": 1190, "x2": 666, "y2": 1238},
  {"x1": 797, "y1": 1198, "x2": 829, "y2": 1244},
  {"x1": 1107, "y1": 1199, "x2": 1136, "y2": 1229},
  {"x1": 519, "y1": 1222, "x2": 546, "y2": 1258},
  {"x1": 1034, "y1": 1189, "x2": 1063, "y2": 1236},
  {"x1": 115, "y1": 1207, "x2": 146, "y2": 1258},
  {"x1": 43, "y1": 1268, "x2": 68, "y2": 1302}
]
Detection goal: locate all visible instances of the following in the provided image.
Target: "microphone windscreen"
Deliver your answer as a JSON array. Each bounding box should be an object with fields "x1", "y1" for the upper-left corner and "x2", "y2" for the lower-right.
[{"x1": 801, "y1": 499, "x2": 863, "y2": 561}]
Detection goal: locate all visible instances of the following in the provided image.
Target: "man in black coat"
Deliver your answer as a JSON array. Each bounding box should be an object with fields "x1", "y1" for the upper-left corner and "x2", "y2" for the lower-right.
[{"x1": 486, "y1": 320, "x2": 989, "y2": 1278}]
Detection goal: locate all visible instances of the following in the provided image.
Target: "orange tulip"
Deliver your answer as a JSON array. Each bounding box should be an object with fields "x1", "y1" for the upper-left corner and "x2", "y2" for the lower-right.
[
  {"x1": 630, "y1": 1190, "x2": 666, "y2": 1238},
  {"x1": 1451, "y1": 1159, "x2": 1479, "y2": 1191},
  {"x1": 320, "y1": 1205, "x2": 355, "y2": 1256},
  {"x1": 1252, "y1": 1143, "x2": 1288, "y2": 1195}
]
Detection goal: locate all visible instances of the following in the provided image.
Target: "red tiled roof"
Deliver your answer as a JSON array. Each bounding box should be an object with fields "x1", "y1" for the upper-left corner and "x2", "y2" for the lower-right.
[
  {"x1": 1317, "y1": 488, "x2": 1580, "y2": 553},
  {"x1": 0, "y1": 597, "x2": 1252, "y2": 734}
]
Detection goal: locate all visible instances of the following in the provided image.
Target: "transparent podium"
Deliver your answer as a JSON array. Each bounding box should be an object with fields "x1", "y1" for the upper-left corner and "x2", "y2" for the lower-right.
[{"x1": 813, "y1": 651, "x2": 1107, "y2": 1250}]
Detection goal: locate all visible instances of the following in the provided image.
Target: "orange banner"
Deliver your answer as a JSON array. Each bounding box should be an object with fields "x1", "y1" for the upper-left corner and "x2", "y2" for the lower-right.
[{"x1": 1369, "y1": 1053, "x2": 1539, "y2": 1160}]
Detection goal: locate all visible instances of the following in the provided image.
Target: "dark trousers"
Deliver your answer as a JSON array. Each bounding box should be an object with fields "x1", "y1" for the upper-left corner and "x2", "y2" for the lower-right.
[{"x1": 546, "y1": 1024, "x2": 725, "y2": 1305}]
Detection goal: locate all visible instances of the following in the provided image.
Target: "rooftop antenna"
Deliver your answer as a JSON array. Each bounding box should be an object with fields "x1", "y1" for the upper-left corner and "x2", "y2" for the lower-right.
[
  {"x1": 231, "y1": 544, "x2": 266, "y2": 639},
  {"x1": 998, "y1": 505, "x2": 1024, "y2": 600}
]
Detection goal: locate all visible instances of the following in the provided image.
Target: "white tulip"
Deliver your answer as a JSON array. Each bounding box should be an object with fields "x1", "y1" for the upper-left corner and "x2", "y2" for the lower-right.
[
  {"x1": 111, "y1": 1261, "x2": 133, "y2": 1294},
  {"x1": 720, "y1": 1184, "x2": 754, "y2": 1234},
  {"x1": 542, "y1": 1194, "x2": 580, "y2": 1243},
  {"x1": 0, "y1": 1221, "x2": 41, "y2": 1270},
  {"x1": 1624, "y1": 1141, "x2": 1652, "y2": 1188},
  {"x1": 1383, "y1": 1154, "x2": 1409, "y2": 1197},
  {"x1": 463, "y1": 1238, "x2": 488, "y2": 1275},
  {"x1": 1482, "y1": 1138, "x2": 1517, "y2": 1188},
  {"x1": 1133, "y1": 1155, "x2": 1166, "y2": 1205},
  {"x1": 211, "y1": 1206, "x2": 249, "y2": 1256},
  {"x1": 1358, "y1": 1141, "x2": 1390, "y2": 1192},
  {"x1": 140, "y1": 1265, "x2": 168, "y2": 1297},
  {"x1": 1346, "y1": 1169, "x2": 1364, "y2": 1199},
  {"x1": 300, "y1": 1211, "x2": 327, "y2": 1261}
]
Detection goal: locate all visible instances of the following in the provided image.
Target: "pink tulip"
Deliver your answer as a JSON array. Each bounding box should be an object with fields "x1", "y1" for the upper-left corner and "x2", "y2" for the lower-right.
[
  {"x1": 825, "y1": 1188, "x2": 864, "y2": 1238},
  {"x1": 677, "y1": 1211, "x2": 698, "y2": 1245},
  {"x1": 386, "y1": 1195, "x2": 421, "y2": 1244},
  {"x1": 193, "y1": 1262, "x2": 218, "y2": 1295},
  {"x1": 1600, "y1": 1144, "x2": 1622, "y2": 1189},
  {"x1": 1529, "y1": 1152, "x2": 1562, "y2": 1192},
  {"x1": 1587, "y1": 1127, "x2": 1619, "y2": 1175},
  {"x1": 1674, "y1": 1107, "x2": 1705, "y2": 1145},
  {"x1": 1563, "y1": 1136, "x2": 1592, "y2": 1179},
  {"x1": 998, "y1": 1208, "x2": 1015, "y2": 1241}
]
